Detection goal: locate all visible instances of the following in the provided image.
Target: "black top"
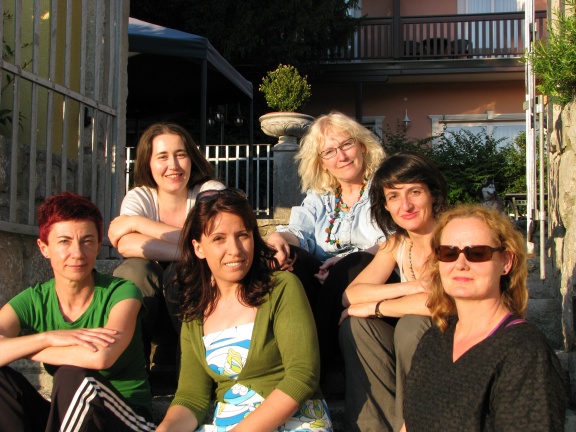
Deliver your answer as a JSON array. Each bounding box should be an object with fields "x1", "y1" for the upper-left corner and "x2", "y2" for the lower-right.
[{"x1": 404, "y1": 314, "x2": 566, "y2": 432}]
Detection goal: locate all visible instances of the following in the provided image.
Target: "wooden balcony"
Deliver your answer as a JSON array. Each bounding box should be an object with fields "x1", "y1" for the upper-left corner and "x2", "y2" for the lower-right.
[{"x1": 327, "y1": 11, "x2": 547, "y2": 63}]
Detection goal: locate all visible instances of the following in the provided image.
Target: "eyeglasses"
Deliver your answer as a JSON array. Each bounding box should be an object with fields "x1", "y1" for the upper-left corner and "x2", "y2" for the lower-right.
[
  {"x1": 318, "y1": 139, "x2": 356, "y2": 160},
  {"x1": 196, "y1": 188, "x2": 247, "y2": 203},
  {"x1": 436, "y1": 245, "x2": 505, "y2": 263}
]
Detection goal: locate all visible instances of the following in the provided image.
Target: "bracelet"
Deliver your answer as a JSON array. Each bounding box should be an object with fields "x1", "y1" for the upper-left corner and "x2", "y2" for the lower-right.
[{"x1": 375, "y1": 300, "x2": 385, "y2": 319}]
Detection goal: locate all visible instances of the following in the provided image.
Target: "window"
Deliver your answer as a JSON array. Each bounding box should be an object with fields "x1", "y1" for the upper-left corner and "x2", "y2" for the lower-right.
[
  {"x1": 429, "y1": 112, "x2": 524, "y2": 148},
  {"x1": 458, "y1": 0, "x2": 524, "y2": 13},
  {"x1": 457, "y1": 0, "x2": 525, "y2": 55},
  {"x1": 362, "y1": 116, "x2": 385, "y2": 143}
]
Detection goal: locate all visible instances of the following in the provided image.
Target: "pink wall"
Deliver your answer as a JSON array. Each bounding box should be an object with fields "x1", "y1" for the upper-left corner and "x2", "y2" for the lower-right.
[{"x1": 305, "y1": 79, "x2": 525, "y2": 139}]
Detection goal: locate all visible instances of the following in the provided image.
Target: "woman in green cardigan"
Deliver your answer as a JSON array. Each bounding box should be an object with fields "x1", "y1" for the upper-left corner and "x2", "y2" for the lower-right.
[{"x1": 156, "y1": 189, "x2": 332, "y2": 432}]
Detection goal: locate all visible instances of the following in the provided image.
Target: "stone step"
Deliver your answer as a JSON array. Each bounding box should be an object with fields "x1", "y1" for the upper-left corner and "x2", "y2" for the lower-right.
[{"x1": 11, "y1": 360, "x2": 575, "y2": 431}]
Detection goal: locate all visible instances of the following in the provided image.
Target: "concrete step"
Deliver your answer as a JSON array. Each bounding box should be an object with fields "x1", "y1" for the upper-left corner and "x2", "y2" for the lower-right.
[{"x1": 10, "y1": 360, "x2": 576, "y2": 431}]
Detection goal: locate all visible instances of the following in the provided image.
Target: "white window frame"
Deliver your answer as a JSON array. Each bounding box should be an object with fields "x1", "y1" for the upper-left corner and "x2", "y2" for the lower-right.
[
  {"x1": 362, "y1": 115, "x2": 385, "y2": 142},
  {"x1": 429, "y1": 111, "x2": 525, "y2": 145}
]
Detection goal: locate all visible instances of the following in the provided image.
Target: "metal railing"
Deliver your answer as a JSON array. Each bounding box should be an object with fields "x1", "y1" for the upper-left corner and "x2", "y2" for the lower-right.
[
  {"x1": 0, "y1": 0, "x2": 127, "y2": 246},
  {"x1": 126, "y1": 143, "x2": 273, "y2": 217},
  {"x1": 205, "y1": 144, "x2": 273, "y2": 217},
  {"x1": 328, "y1": 11, "x2": 547, "y2": 61}
]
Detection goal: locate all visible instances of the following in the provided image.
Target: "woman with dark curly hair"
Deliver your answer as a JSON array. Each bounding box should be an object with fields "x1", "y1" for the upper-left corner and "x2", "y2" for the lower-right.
[
  {"x1": 402, "y1": 205, "x2": 565, "y2": 431},
  {"x1": 156, "y1": 189, "x2": 332, "y2": 432}
]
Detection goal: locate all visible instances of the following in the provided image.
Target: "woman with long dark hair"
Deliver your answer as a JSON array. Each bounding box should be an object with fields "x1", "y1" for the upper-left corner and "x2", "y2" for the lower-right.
[
  {"x1": 108, "y1": 122, "x2": 224, "y2": 361},
  {"x1": 156, "y1": 189, "x2": 332, "y2": 431}
]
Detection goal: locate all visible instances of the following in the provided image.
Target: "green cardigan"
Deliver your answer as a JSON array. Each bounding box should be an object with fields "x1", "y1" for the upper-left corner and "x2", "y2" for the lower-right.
[{"x1": 170, "y1": 271, "x2": 322, "y2": 423}]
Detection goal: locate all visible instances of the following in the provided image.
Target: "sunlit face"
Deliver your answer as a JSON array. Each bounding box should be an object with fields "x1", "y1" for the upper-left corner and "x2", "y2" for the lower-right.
[
  {"x1": 438, "y1": 217, "x2": 513, "y2": 304},
  {"x1": 319, "y1": 131, "x2": 365, "y2": 184},
  {"x1": 37, "y1": 220, "x2": 100, "y2": 288},
  {"x1": 149, "y1": 133, "x2": 192, "y2": 195},
  {"x1": 384, "y1": 182, "x2": 435, "y2": 234},
  {"x1": 192, "y1": 212, "x2": 254, "y2": 290}
]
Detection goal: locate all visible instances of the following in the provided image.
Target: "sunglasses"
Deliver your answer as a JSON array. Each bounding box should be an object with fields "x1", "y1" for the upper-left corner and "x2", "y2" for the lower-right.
[
  {"x1": 436, "y1": 245, "x2": 505, "y2": 263},
  {"x1": 196, "y1": 188, "x2": 247, "y2": 203}
]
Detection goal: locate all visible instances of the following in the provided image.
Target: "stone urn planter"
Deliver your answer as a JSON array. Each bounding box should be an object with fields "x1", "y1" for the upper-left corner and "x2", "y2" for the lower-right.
[{"x1": 259, "y1": 112, "x2": 314, "y2": 150}]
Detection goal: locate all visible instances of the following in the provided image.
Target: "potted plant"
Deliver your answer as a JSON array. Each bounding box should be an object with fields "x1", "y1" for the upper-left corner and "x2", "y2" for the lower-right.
[{"x1": 258, "y1": 64, "x2": 314, "y2": 147}]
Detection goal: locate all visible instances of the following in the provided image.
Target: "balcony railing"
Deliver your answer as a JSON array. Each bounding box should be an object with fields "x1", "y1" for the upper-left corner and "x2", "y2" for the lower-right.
[{"x1": 328, "y1": 11, "x2": 546, "y2": 62}]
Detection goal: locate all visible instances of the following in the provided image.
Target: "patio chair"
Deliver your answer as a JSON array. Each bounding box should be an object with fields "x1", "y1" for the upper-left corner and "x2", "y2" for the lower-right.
[
  {"x1": 422, "y1": 37, "x2": 449, "y2": 58},
  {"x1": 450, "y1": 39, "x2": 472, "y2": 58}
]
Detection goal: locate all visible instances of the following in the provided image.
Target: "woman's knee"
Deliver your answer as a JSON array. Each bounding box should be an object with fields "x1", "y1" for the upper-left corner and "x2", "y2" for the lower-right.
[
  {"x1": 393, "y1": 315, "x2": 431, "y2": 357},
  {"x1": 340, "y1": 316, "x2": 395, "y2": 350},
  {"x1": 113, "y1": 258, "x2": 163, "y2": 298}
]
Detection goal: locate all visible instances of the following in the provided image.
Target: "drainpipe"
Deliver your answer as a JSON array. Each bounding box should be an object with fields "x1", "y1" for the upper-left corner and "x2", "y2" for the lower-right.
[{"x1": 524, "y1": 0, "x2": 537, "y2": 256}]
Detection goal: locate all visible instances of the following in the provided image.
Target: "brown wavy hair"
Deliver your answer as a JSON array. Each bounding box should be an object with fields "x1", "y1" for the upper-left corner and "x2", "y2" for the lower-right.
[
  {"x1": 427, "y1": 205, "x2": 528, "y2": 332},
  {"x1": 133, "y1": 122, "x2": 215, "y2": 189},
  {"x1": 176, "y1": 190, "x2": 279, "y2": 321}
]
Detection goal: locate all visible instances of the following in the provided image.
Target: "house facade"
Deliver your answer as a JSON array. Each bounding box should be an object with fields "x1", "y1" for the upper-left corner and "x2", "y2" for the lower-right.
[{"x1": 305, "y1": 0, "x2": 546, "y2": 146}]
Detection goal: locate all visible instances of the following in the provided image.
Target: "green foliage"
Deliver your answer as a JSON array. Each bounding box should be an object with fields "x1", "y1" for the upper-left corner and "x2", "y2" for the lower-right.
[
  {"x1": 382, "y1": 125, "x2": 527, "y2": 205},
  {"x1": 380, "y1": 121, "x2": 437, "y2": 155},
  {"x1": 259, "y1": 64, "x2": 311, "y2": 112},
  {"x1": 526, "y1": 0, "x2": 576, "y2": 106},
  {"x1": 130, "y1": 0, "x2": 360, "y2": 71}
]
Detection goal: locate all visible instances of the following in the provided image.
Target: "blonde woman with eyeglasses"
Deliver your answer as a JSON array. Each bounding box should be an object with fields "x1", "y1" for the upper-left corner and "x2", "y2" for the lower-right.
[
  {"x1": 402, "y1": 205, "x2": 565, "y2": 431},
  {"x1": 265, "y1": 111, "x2": 398, "y2": 391}
]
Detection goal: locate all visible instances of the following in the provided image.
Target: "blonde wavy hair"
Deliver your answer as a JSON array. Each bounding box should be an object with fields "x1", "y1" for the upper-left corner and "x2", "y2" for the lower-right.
[
  {"x1": 296, "y1": 112, "x2": 385, "y2": 193},
  {"x1": 427, "y1": 205, "x2": 528, "y2": 332}
]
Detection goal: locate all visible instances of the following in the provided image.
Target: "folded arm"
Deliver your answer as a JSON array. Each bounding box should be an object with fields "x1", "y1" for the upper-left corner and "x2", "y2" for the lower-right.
[
  {"x1": 109, "y1": 214, "x2": 181, "y2": 260},
  {"x1": 343, "y1": 242, "x2": 427, "y2": 307},
  {"x1": 0, "y1": 299, "x2": 141, "y2": 370},
  {"x1": 341, "y1": 292, "x2": 431, "y2": 324}
]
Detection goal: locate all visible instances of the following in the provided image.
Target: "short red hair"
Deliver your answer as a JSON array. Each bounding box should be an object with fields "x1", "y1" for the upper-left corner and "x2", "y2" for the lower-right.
[{"x1": 37, "y1": 192, "x2": 103, "y2": 244}]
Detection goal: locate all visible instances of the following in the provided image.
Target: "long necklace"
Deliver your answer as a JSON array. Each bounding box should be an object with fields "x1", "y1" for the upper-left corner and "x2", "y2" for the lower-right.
[
  {"x1": 325, "y1": 183, "x2": 366, "y2": 249},
  {"x1": 408, "y1": 240, "x2": 417, "y2": 280}
]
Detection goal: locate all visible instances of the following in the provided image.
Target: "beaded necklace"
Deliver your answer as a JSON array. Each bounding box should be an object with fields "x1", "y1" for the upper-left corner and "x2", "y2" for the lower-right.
[
  {"x1": 325, "y1": 183, "x2": 366, "y2": 249},
  {"x1": 408, "y1": 240, "x2": 417, "y2": 280}
]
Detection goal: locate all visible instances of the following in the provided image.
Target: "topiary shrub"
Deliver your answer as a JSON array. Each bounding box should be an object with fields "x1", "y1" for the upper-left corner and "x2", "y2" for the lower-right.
[{"x1": 259, "y1": 64, "x2": 311, "y2": 112}]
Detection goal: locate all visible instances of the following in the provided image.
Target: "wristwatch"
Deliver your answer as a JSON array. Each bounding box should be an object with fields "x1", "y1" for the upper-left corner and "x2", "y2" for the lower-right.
[{"x1": 375, "y1": 300, "x2": 385, "y2": 319}]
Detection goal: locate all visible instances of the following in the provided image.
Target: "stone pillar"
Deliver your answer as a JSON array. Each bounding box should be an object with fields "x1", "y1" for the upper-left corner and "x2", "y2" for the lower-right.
[
  {"x1": 259, "y1": 112, "x2": 314, "y2": 222},
  {"x1": 272, "y1": 140, "x2": 304, "y2": 221}
]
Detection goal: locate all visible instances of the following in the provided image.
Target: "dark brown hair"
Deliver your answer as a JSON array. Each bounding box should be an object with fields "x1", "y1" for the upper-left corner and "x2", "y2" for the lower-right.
[
  {"x1": 133, "y1": 122, "x2": 215, "y2": 189},
  {"x1": 176, "y1": 190, "x2": 279, "y2": 321},
  {"x1": 370, "y1": 151, "x2": 448, "y2": 236}
]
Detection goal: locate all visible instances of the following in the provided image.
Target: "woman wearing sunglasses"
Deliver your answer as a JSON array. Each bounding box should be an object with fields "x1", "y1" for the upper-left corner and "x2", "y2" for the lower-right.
[
  {"x1": 265, "y1": 112, "x2": 395, "y2": 389},
  {"x1": 156, "y1": 188, "x2": 332, "y2": 431},
  {"x1": 402, "y1": 205, "x2": 565, "y2": 431},
  {"x1": 108, "y1": 123, "x2": 224, "y2": 362},
  {"x1": 339, "y1": 151, "x2": 448, "y2": 431}
]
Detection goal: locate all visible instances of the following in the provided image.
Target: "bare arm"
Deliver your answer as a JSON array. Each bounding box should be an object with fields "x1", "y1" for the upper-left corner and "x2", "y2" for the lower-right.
[
  {"x1": 29, "y1": 298, "x2": 141, "y2": 370},
  {"x1": 343, "y1": 242, "x2": 427, "y2": 307},
  {"x1": 231, "y1": 389, "x2": 299, "y2": 432},
  {"x1": 116, "y1": 233, "x2": 180, "y2": 261},
  {"x1": 155, "y1": 405, "x2": 199, "y2": 432},
  {"x1": 0, "y1": 303, "x2": 118, "y2": 367},
  {"x1": 109, "y1": 214, "x2": 181, "y2": 261},
  {"x1": 266, "y1": 231, "x2": 300, "y2": 267},
  {"x1": 340, "y1": 292, "x2": 430, "y2": 324}
]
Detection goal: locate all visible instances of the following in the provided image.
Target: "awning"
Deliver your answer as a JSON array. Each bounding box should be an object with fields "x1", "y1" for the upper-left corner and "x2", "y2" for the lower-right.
[
  {"x1": 127, "y1": 17, "x2": 253, "y2": 145},
  {"x1": 128, "y1": 18, "x2": 252, "y2": 98}
]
